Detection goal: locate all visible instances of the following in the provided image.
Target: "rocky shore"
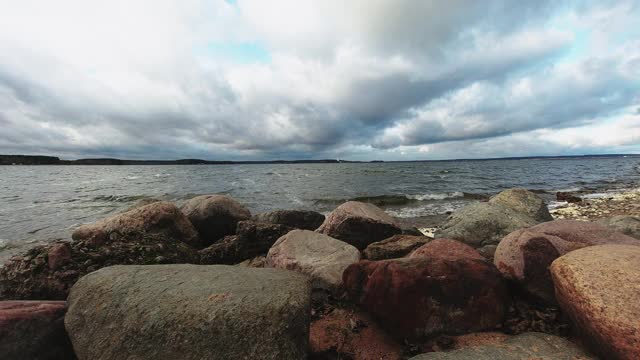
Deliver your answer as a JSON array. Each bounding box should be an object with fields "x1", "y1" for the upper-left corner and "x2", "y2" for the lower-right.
[{"x1": 1, "y1": 188, "x2": 639, "y2": 359}]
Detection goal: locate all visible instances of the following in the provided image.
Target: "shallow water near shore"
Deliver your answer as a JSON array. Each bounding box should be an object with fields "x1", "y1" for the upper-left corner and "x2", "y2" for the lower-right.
[{"x1": 1, "y1": 157, "x2": 640, "y2": 263}]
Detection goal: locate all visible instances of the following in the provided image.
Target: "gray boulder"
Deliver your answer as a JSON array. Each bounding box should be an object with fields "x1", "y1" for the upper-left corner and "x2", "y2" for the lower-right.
[
  {"x1": 253, "y1": 210, "x2": 325, "y2": 230},
  {"x1": 317, "y1": 201, "x2": 401, "y2": 249},
  {"x1": 180, "y1": 195, "x2": 251, "y2": 246},
  {"x1": 266, "y1": 230, "x2": 360, "y2": 292},
  {"x1": 435, "y1": 203, "x2": 538, "y2": 247},
  {"x1": 489, "y1": 188, "x2": 553, "y2": 222},
  {"x1": 598, "y1": 215, "x2": 640, "y2": 239},
  {"x1": 65, "y1": 265, "x2": 311, "y2": 360},
  {"x1": 409, "y1": 332, "x2": 595, "y2": 359}
]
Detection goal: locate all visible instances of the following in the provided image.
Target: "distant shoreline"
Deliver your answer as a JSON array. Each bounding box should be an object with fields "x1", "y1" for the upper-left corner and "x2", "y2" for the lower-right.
[{"x1": 1, "y1": 153, "x2": 639, "y2": 165}]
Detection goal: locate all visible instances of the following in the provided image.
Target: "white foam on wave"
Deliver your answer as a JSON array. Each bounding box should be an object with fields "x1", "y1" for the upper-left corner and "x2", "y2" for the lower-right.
[
  {"x1": 125, "y1": 176, "x2": 141, "y2": 180},
  {"x1": 406, "y1": 191, "x2": 464, "y2": 201}
]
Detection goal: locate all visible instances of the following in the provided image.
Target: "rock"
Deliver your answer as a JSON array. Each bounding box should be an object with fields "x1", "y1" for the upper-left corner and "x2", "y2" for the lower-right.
[
  {"x1": 0, "y1": 301, "x2": 74, "y2": 360},
  {"x1": 489, "y1": 188, "x2": 553, "y2": 222},
  {"x1": 199, "y1": 221, "x2": 293, "y2": 264},
  {"x1": 253, "y1": 210, "x2": 325, "y2": 230},
  {"x1": 409, "y1": 239, "x2": 484, "y2": 261},
  {"x1": 65, "y1": 265, "x2": 311, "y2": 360},
  {"x1": 121, "y1": 198, "x2": 161, "y2": 212},
  {"x1": 408, "y1": 332, "x2": 595, "y2": 359},
  {"x1": 477, "y1": 245, "x2": 498, "y2": 261},
  {"x1": 310, "y1": 308, "x2": 403, "y2": 360},
  {"x1": 317, "y1": 201, "x2": 402, "y2": 249},
  {"x1": 494, "y1": 220, "x2": 640, "y2": 302},
  {"x1": 343, "y1": 256, "x2": 507, "y2": 340},
  {"x1": 180, "y1": 195, "x2": 251, "y2": 246},
  {"x1": 235, "y1": 255, "x2": 267, "y2": 268},
  {"x1": 401, "y1": 227, "x2": 425, "y2": 236},
  {"x1": 47, "y1": 242, "x2": 72, "y2": 270},
  {"x1": 551, "y1": 245, "x2": 640, "y2": 359},
  {"x1": 599, "y1": 215, "x2": 640, "y2": 239},
  {"x1": 435, "y1": 203, "x2": 538, "y2": 247},
  {"x1": 72, "y1": 201, "x2": 200, "y2": 247},
  {"x1": 363, "y1": 235, "x2": 431, "y2": 260},
  {"x1": 0, "y1": 234, "x2": 198, "y2": 300},
  {"x1": 556, "y1": 192, "x2": 582, "y2": 203},
  {"x1": 267, "y1": 230, "x2": 360, "y2": 292}
]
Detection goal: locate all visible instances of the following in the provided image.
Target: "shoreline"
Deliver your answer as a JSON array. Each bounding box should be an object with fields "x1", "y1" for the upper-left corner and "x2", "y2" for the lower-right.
[{"x1": 550, "y1": 188, "x2": 640, "y2": 221}]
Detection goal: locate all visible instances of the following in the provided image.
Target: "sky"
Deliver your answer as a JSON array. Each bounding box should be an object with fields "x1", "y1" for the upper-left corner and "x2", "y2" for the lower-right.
[{"x1": 0, "y1": 0, "x2": 639, "y2": 161}]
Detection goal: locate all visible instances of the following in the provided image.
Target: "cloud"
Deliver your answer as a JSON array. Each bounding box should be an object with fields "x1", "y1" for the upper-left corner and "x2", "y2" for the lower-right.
[{"x1": 0, "y1": 0, "x2": 638, "y2": 160}]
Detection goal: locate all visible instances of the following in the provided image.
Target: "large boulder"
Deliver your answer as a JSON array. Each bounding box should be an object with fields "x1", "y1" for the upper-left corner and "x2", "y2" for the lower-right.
[
  {"x1": 551, "y1": 245, "x2": 640, "y2": 359},
  {"x1": 0, "y1": 235, "x2": 198, "y2": 300},
  {"x1": 310, "y1": 308, "x2": 403, "y2": 360},
  {"x1": 409, "y1": 332, "x2": 595, "y2": 359},
  {"x1": 253, "y1": 210, "x2": 325, "y2": 230},
  {"x1": 489, "y1": 188, "x2": 553, "y2": 222},
  {"x1": 180, "y1": 195, "x2": 251, "y2": 246},
  {"x1": 435, "y1": 203, "x2": 538, "y2": 248},
  {"x1": 199, "y1": 221, "x2": 293, "y2": 264},
  {"x1": 266, "y1": 230, "x2": 360, "y2": 292},
  {"x1": 317, "y1": 201, "x2": 402, "y2": 249},
  {"x1": 343, "y1": 256, "x2": 507, "y2": 340},
  {"x1": 494, "y1": 220, "x2": 640, "y2": 302},
  {"x1": 363, "y1": 235, "x2": 432, "y2": 260},
  {"x1": 409, "y1": 239, "x2": 484, "y2": 261},
  {"x1": 72, "y1": 201, "x2": 200, "y2": 247},
  {"x1": 65, "y1": 265, "x2": 311, "y2": 360},
  {"x1": 0, "y1": 301, "x2": 74, "y2": 360},
  {"x1": 599, "y1": 215, "x2": 640, "y2": 239}
]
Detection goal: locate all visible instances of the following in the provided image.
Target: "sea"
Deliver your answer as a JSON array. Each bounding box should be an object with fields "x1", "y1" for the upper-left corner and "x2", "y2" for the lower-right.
[{"x1": 2, "y1": 157, "x2": 640, "y2": 263}]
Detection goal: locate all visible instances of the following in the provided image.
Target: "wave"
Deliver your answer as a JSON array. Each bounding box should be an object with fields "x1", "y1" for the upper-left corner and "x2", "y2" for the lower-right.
[
  {"x1": 92, "y1": 195, "x2": 151, "y2": 203},
  {"x1": 313, "y1": 192, "x2": 485, "y2": 207}
]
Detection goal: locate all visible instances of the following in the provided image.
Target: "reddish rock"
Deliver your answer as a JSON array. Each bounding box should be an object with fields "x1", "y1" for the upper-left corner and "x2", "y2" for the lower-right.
[
  {"x1": 72, "y1": 201, "x2": 200, "y2": 247},
  {"x1": 310, "y1": 308, "x2": 403, "y2": 360},
  {"x1": 47, "y1": 242, "x2": 72, "y2": 270},
  {"x1": 409, "y1": 239, "x2": 484, "y2": 261},
  {"x1": 363, "y1": 235, "x2": 431, "y2": 260},
  {"x1": 317, "y1": 201, "x2": 402, "y2": 250},
  {"x1": 494, "y1": 220, "x2": 640, "y2": 302},
  {"x1": 551, "y1": 245, "x2": 640, "y2": 359},
  {"x1": 343, "y1": 256, "x2": 507, "y2": 340},
  {"x1": 180, "y1": 195, "x2": 251, "y2": 245},
  {"x1": 0, "y1": 301, "x2": 74, "y2": 360}
]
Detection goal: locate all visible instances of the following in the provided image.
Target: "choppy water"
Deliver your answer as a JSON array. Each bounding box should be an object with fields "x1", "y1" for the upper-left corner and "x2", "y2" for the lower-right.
[{"x1": 2, "y1": 157, "x2": 640, "y2": 262}]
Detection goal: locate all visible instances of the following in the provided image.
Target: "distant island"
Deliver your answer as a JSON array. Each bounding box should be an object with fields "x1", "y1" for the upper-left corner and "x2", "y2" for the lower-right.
[{"x1": 1, "y1": 154, "x2": 638, "y2": 165}]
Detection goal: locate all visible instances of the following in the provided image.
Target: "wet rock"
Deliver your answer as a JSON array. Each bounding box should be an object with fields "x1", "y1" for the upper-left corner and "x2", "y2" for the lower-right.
[
  {"x1": 598, "y1": 215, "x2": 640, "y2": 239},
  {"x1": 65, "y1": 265, "x2": 311, "y2": 360},
  {"x1": 556, "y1": 192, "x2": 582, "y2": 203},
  {"x1": 401, "y1": 227, "x2": 425, "y2": 236},
  {"x1": 409, "y1": 239, "x2": 484, "y2": 261},
  {"x1": 317, "y1": 201, "x2": 402, "y2": 250},
  {"x1": 253, "y1": 209, "x2": 325, "y2": 230},
  {"x1": 180, "y1": 195, "x2": 251, "y2": 246},
  {"x1": 363, "y1": 235, "x2": 431, "y2": 260},
  {"x1": 494, "y1": 220, "x2": 640, "y2": 302},
  {"x1": 489, "y1": 188, "x2": 553, "y2": 222},
  {"x1": 0, "y1": 234, "x2": 198, "y2": 300},
  {"x1": 551, "y1": 245, "x2": 640, "y2": 359},
  {"x1": 199, "y1": 221, "x2": 293, "y2": 264},
  {"x1": 267, "y1": 230, "x2": 360, "y2": 292},
  {"x1": 72, "y1": 201, "x2": 200, "y2": 247},
  {"x1": 310, "y1": 308, "x2": 403, "y2": 360},
  {"x1": 409, "y1": 332, "x2": 595, "y2": 359},
  {"x1": 0, "y1": 301, "x2": 74, "y2": 360},
  {"x1": 235, "y1": 255, "x2": 267, "y2": 268},
  {"x1": 47, "y1": 242, "x2": 72, "y2": 270},
  {"x1": 343, "y1": 256, "x2": 507, "y2": 340},
  {"x1": 435, "y1": 202, "x2": 538, "y2": 248},
  {"x1": 477, "y1": 245, "x2": 498, "y2": 261}
]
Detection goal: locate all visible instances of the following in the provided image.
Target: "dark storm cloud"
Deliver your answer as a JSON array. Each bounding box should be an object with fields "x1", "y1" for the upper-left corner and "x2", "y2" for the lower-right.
[{"x1": 0, "y1": 0, "x2": 638, "y2": 159}]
